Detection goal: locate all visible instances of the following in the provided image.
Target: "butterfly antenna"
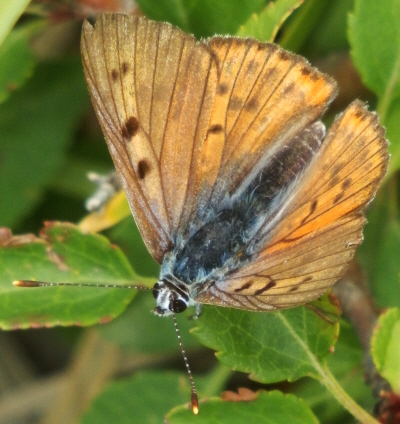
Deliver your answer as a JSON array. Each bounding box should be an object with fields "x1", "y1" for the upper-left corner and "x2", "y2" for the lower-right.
[
  {"x1": 12, "y1": 280, "x2": 151, "y2": 290},
  {"x1": 172, "y1": 312, "x2": 199, "y2": 414}
]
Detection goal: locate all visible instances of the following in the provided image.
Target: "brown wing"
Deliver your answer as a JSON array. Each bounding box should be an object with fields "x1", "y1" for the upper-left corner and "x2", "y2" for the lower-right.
[
  {"x1": 178, "y1": 37, "x2": 337, "y2": 233},
  {"x1": 195, "y1": 101, "x2": 388, "y2": 310},
  {"x1": 81, "y1": 14, "x2": 218, "y2": 262}
]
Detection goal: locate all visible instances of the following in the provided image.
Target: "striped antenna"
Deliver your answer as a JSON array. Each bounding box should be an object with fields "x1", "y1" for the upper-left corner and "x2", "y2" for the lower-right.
[
  {"x1": 172, "y1": 312, "x2": 199, "y2": 414},
  {"x1": 12, "y1": 280, "x2": 151, "y2": 290},
  {"x1": 13, "y1": 279, "x2": 199, "y2": 413}
]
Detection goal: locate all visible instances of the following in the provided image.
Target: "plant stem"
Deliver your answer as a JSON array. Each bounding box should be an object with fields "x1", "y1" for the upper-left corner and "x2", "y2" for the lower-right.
[
  {"x1": 377, "y1": 50, "x2": 400, "y2": 123},
  {"x1": 202, "y1": 364, "x2": 232, "y2": 398},
  {"x1": 318, "y1": 362, "x2": 379, "y2": 424},
  {"x1": 278, "y1": 311, "x2": 378, "y2": 423}
]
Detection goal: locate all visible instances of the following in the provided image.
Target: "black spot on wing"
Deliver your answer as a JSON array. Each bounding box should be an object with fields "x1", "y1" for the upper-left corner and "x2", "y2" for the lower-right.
[
  {"x1": 246, "y1": 59, "x2": 257, "y2": 73},
  {"x1": 309, "y1": 71, "x2": 320, "y2": 82},
  {"x1": 342, "y1": 178, "x2": 352, "y2": 190},
  {"x1": 261, "y1": 66, "x2": 279, "y2": 83},
  {"x1": 234, "y1": 280, "x2": 254, "y2": 293},
  {"x1": 137, "y1": 160, "x2": 150, "y2": 179},
  {"x1": 301, "y1": 200, "x2": 317, "y2": 227},
  {"x1": 333, "y1": 191, "x2": 344, "y2": 204},
  {"x1": 217, "y1": 83, "x2": 229, "y2": 95},
  {"x1": 245, "y1": 97, "x2": 259, "y2": 111},
  {"x1": 354, "y1": 108, "x2": 363, "y2": 118},
  {"x1": 111, "y1": 69, "x2": 119, "y2": 81},
  {"x1": 122, "y1": 117, "x2": 139, "y2": 139},
  {"x1": 122, "y1": 62, "x2": 129, "y2": 75},
  {"x1": 310, "y1": 199, "x2": 318, "y2": 214},
  {"x1": 278, "y1": 50, "x2": 290, "y2": 61},
  {"x1": 254, "y1": 280, "x2": 276, "y2": 295},
  {"x1": 208, "y1": 124, "x2": 224, "y2": 135},
  {"x1": 300, "y1": 67, "x2": 311, "y2": 76}
]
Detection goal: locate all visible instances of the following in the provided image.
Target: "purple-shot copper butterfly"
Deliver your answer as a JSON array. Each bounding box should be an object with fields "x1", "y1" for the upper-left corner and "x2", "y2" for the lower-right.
[{"x1": 15, "y1": 13, "x2": 388, "y2": 413}]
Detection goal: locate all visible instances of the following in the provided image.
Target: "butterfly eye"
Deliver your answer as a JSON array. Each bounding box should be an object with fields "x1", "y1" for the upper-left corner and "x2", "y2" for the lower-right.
[
  {"x1": 170, "y1": 299, "x2": 187, "y2": 313},
  {"x1": 152, "y1": 282, "x2": 160, "y2": 299}
]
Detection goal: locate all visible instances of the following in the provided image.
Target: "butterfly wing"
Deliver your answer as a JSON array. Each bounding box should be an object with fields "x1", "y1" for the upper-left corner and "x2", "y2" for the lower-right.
[
  {"x1": 81, "y1": 14, "x2": 218, "y2": 262},
  {"x1": 178, "y1": 37, "x2": 338, "y2": 234},
  {"x1": 194, "y1": 101, "x2": 388, "y2": 310},
  {"x1": 82, "y1": 15, "x2": 339, "y2": 261}
]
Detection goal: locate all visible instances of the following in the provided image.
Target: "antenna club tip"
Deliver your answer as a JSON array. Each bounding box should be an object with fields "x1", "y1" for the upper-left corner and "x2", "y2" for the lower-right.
[
  {"x1": 13, "y1": 280, "x2": 39, "y2": 287},
  {"x1": 191, "y1": 394, "x2": 199, "y2": 415}
]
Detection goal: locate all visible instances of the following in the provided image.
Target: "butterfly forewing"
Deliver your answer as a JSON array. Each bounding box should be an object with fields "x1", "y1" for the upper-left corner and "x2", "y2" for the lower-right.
[
  {"x1": 82, "y1": 15, "x2": 168, "y2": 260},
  {"x1": 195, "y1": 102, "x2": 388, "y2": 310},
  {"x1": 178, "y1": 37, "x2": 338, "y2": 233},
  {"x1": 81, "y1": 15, "x2": 218, "y2": 261},
  {"x1": 203, "y1": 39, "x2": 337, "y2": 208}
]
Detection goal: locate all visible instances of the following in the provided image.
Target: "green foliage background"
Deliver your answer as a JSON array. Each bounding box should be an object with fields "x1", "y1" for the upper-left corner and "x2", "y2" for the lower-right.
[{"x1": 0, "y1": 0, "x2": 399, "y2": 423}]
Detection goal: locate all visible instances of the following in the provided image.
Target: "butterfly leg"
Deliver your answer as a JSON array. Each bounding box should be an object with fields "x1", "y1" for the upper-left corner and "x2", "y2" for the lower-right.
[{"x1": 188, "y1": 304, "x2": 203, "y2": 320}]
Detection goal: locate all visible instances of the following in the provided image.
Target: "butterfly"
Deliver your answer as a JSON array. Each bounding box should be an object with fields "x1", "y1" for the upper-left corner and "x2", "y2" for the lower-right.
[{"x1": 80, "y1": 13, "x2": 388, "y2": 320}]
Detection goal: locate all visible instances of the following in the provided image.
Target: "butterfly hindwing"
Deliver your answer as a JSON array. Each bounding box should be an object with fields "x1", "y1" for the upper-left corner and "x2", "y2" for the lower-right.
[{"x1": 195, "y1": 101, "x2": 388, "y2": 310}]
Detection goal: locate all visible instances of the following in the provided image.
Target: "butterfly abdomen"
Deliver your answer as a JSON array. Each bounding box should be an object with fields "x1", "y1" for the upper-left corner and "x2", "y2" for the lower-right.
[{"x1": 172, "y1": 208, "x2": 249, "y2": 283}]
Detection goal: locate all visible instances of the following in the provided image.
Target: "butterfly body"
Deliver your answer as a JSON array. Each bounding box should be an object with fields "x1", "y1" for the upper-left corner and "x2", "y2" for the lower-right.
[
  {"x1": 154, "y1": 120, "x2": 328, "y2": 315},
  {"x1": 81, "y1": 14, "x2": 388, "y2": 316}
]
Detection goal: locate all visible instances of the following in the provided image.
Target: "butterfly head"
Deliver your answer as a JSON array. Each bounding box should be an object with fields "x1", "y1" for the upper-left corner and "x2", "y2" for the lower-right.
[{"x1": 152, "y1": 279, "x2": 190, "y2": 316}]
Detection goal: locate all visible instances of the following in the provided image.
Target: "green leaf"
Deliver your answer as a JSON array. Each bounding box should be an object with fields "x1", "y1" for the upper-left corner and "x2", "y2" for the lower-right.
[
  {"x1": 294, "y1": 320, "x2": 374, "y2": 423},
  {"x1": 237, "y1": 0, "x2": 304, "y2": 42},
  {"x1": 348, "y1": 0, "x2": 400, "y2": 120},
  {"x1": 80, "y1": 372, "x2": 193, "y2": 424},
  {"x1": 386, "y1": 98, "x2": 400, "y2": 176},
  {"x1": 0, "y1": 20, "x2": 43, "y2": 104},
  {"x1": 278, "y1": 0, "x2": 330, "y2": 52},
  {"x1": 357, "y1": 188, "x2": 400, "y2": 309},
  {"x1": 348, "y1": 0, "x2": 400, "y2": 177},
  {"x1": 106, "y1": 218, "x2": 159, "y2": 278},
  {"x1": 0, "y1": 0, "x2": 31, "y2": 47},
  {"x1": 0, "y1": 58, "x2": 90, "y2": 227},
  {"x1": 371, "y1": 308, "x2": 400, "y2": 393},
  {"x1": 136, "y1": 0, "x2": 265, "y2": 38},
  {"x1": 135, "y1": 0, "x2": 192, "y2": 32},
  {"x1": 0, "y1": 223, "x2": 142, "y2": 330},
  {"x1": 300, "y1": 0, "x2": 354, "y2": 58},
  {"x1": 370, "y1": 217, "x2": 400, "y2": 308},
  {"x1": 168, "y1": 390, "x2": 319, "y2": 424},
  {"x1": 192, "y1": 294, "x2": 340, "y2": 384}
]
